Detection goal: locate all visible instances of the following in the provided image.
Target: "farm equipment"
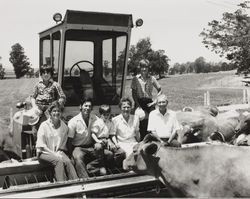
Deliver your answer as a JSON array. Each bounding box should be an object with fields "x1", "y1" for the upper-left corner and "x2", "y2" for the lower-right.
[{"x1": 0, "y1": 10, "x2": 166, "y2": 197}]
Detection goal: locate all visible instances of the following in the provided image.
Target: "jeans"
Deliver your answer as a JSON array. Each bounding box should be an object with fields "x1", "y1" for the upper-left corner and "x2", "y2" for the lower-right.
[
  {"x1": 72, "y1": 146, "x2": 100, "y2": 178},
  {"x1": 38, "y1": 151, "x2": 78, "y2": 181}
]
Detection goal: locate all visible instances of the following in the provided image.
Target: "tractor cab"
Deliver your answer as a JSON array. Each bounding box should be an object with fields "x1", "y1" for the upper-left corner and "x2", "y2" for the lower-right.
[{"x1": 39, "y1": 10, "x2": 136, "y2": 118}]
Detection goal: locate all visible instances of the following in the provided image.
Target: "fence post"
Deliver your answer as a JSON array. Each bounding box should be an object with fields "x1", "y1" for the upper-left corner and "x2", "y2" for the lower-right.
[
  {"x1": 247, "y1": 89, "x2": 250, "y2": 104},
  {"x1": 206, "y1": 91, "x2": 210, "y2": 106},
  {"x1": 204, "y1": 92, "x2": 207, "y2": 106},
  {"x1": 243, "y1": 89, "x2": 247, "y2": 104},
  {"x1": 9, "y1": 107, "x2": 13, "y2": 134}
]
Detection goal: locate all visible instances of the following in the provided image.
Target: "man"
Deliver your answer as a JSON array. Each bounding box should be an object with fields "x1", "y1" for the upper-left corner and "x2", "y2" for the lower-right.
[
  {"x1": 131, "y1": 59, "x2": 162, "y2": 140},
  {"x1": 68, "y1": 98, "x2": 105, "y2": 178},
  {"x1": 147, "y1": 94, "x2": 181, "y2": 147}
]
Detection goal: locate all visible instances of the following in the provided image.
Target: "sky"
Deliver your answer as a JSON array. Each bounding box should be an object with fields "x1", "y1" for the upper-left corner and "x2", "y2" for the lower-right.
[{"x1": 0, "y1": 0, "x2": 248, "y2": 70}]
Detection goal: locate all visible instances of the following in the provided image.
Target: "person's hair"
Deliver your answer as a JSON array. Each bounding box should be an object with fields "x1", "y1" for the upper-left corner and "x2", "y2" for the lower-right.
[
  {"x1": 80, "y1": 97, "x2": 93, "y2": 110},
  {"x1": 99, "y1": 104, "x2": 111, "y2": 115},
  {"x1": 40, "y1": 64, "x2": 54, "y2": 75},
  {"x1": 47, "y1": 101, "x2": 63, "y2": 115},
  {"x1": 119, "y1": 97, "x2": 132, "y2": 108},
  {"x1": 139, "y1": 59, "x2": 149, "y2": 68},
  {"x1": 156, "y1": 94, "x2": 168, "y2": 103}
]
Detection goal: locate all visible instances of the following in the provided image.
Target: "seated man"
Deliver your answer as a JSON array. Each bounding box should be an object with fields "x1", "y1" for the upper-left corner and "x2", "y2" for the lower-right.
[
  {"x1": 147, "y1": 94, "x2": 181, "y2": 147},
  {"x1": 67, "y1": 98, "x2": 105, "y2": 177}
]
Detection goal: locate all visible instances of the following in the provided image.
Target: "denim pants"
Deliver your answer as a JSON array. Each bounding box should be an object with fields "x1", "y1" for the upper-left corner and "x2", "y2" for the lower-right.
[
  {"x1": 72, "y1": 146, "x2": 100, "y2": 178},
  {"x1": 38, "y1": 151, "x2": 78, "y2": 181}
]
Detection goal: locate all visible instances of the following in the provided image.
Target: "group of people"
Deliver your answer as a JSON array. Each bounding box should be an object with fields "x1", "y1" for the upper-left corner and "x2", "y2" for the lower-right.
[{"x1": 31, "y1": 59, "x2": 181, "y2": 182}]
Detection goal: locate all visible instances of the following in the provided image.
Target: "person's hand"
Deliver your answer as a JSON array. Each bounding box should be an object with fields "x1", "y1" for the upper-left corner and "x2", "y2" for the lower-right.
[
  {"x1": 34, "y1": 107, "x2": 42, "y2": 116},
  {"x1": 108, "y1": 143, "x2": 116, "y2": 151},
  {"x1": 55, "y1": 151, "x2": 63, "y2": 158},
  {"x1": 147, "y1": 101, "x2": 155, "y2": 107},
  {"x1": 58, "y1": 98, "x2": 65, "y2": 106}
]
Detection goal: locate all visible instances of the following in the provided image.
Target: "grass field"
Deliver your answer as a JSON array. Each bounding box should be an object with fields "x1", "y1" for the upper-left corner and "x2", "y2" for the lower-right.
[
  {"x1": 124, "y1": 70, "x2": 245, "y2": 111},
  {"x1": 0, "y1": 70, "x2": 246, "y2": 129}
]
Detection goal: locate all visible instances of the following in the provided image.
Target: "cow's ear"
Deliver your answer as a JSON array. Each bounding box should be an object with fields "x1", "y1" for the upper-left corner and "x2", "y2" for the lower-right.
[
  {"x1": 143, "y1": 133, "x2": 161, "y2": 143},
  {"x1": 143, "y1": 143, "x2": 158, "y2": 155}
]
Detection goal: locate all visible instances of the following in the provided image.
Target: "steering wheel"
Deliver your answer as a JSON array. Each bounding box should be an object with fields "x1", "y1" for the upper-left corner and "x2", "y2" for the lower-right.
[{"x1": 69, "y1": 60, "x2": 94, "y2": 77}]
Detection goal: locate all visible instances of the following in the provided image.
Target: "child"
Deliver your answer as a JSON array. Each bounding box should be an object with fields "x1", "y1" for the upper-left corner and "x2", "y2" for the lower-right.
[{"x1": 91, "y1": 104, "x2": 114, "y2": 174}]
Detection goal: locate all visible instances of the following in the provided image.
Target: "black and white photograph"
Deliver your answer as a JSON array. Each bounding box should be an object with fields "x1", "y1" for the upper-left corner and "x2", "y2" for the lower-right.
[{"x1": 0, "y1": 0, "x2": 250, "y2": 198}]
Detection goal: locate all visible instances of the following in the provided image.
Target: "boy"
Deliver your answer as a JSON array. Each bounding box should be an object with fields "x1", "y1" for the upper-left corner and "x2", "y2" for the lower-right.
[{"x1": 91, "y1": 104, "x2": 115, "y2": 173}]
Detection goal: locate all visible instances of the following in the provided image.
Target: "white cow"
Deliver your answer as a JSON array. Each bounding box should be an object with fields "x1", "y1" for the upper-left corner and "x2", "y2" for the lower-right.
[{"x1": 123, "y1": 134, "x2": 250, "y2": 197}]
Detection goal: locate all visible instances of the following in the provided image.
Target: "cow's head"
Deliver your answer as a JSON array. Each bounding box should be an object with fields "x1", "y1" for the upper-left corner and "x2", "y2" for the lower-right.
[
  {"x1": 235, "y1": 112, "x2": 250, "y2": 135},
  {"x1": 177, "y1": 119, "x2": 204, "y2": 144},
  {"x1": 123, "y1": 133, "x2": 162, "y2": 176}
]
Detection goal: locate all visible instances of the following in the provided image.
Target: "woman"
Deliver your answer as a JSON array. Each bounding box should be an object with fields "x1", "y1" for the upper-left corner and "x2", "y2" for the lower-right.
[
  {"x1": 36, "y1": 101, "x2": 78, "y2": 181},
  {"x1": 110, "y1": 98, "x2": 140, "y2": 157}
]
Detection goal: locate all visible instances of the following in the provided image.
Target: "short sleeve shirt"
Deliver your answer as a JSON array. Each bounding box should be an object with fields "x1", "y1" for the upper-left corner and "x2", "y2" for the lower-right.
[
  {"x1": 68, "y1": 113, "x2": 98, "y2": 147},
  {"x1": 110, "y1": 114, "x2": 139, "y2": 143},
  {"x1": 131, "y1": 74, "x2": 161, "y2": 99},
  {"x1": 36, "y1": 119, "x2": 68, "y2": 153},
  {"x1": 147, "y1": 109, "x2": 181, "y2": 138},
  {"x1": 91, "y1": 118, "x2": 112, "y2": 139}
]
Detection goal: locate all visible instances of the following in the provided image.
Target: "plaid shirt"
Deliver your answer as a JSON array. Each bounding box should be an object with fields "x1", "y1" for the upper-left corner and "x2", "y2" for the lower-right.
[
  {"x1": 131, "y1": 74, "x2": 161, "y2": 99},
  {"x1": 32, "y1": 78, "x2": 66, "y2": 111}
]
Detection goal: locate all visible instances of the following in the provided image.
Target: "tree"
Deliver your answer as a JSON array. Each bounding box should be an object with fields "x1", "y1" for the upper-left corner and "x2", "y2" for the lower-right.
[
  {"x1": 26, "y1": 68, "x2": 34, "y2": 78},
  {"x1": 103, "y1": 60, "x2": 110, "y2": 76},
  {"x1": 128, "y1": 37, "x2": 170, "y2": 76},
  {"x1": 0, "y1": 57, "x2": 5, "y2": 79},
  {"x1": 128, "y1": 37, "x2": 153, "y2": 75},
  {"x1": 9, "y1": 43, "x2": 31, "y2": 78},
  {"x1": 200, "y1": 1, "x2": 250, "y2": 73},
  {"x1": 194, "y1": 57, "x2": 206, "y2": 73},
  {"x1": 148, "y1": 50, "x2": 170, "y2": 78}
]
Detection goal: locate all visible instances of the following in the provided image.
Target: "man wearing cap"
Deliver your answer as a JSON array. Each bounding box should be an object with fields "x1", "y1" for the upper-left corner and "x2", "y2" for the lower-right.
[
  {"x1": 131, "y1": 59, "x2": 162, "y2": 140},
  {"x1": 147, "y1": 94, "x2": 181, "y2": 147}
]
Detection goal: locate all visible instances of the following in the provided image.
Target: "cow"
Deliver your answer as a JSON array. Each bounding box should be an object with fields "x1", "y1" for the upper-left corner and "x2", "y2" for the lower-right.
[
  {"x1": 123, "y1": 133, "x2": 250, "y2": 197},
  {"x1": 176, "y1": 108, "x2": 240, "y2": 144}
]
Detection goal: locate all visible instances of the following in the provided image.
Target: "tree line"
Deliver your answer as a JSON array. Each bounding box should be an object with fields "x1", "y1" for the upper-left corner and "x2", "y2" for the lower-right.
[{"x1": 169, "y1": 57, "x2": 236, "y2": 75}]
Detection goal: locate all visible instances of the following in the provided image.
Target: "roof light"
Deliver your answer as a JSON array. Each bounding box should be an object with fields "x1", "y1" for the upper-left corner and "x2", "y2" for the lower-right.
[
  {"x1": 135, "y1": 19, "x2": 143, "y2": 27},
  {"x1": 53, "y1": 13, "x2": 62, "y2": 23}
]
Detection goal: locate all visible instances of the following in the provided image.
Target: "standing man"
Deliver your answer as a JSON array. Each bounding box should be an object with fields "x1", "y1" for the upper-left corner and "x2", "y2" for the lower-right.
[
  {"x1": 131, "y1": 59, "x2": 162, "y2": 140},
  {"x1": 68, "y1": 98, "x2": 104, "y2": 178},
  {"x1": 147, "y1": 94, "x2": 181, "y2": 147}
]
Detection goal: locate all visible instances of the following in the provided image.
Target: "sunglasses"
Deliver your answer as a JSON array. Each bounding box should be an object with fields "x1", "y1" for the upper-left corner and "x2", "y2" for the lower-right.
[{"x1": 41, "y1": 69, "x2": 52, "y2": 74}]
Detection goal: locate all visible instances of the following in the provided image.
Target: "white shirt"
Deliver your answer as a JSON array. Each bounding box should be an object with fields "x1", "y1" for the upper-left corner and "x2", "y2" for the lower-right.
[
  {"x1": 147, "y1": 109, "x2": 181, "y2": 138},
  {"x1": 110, "y1": 114, "x2": 140, "y2": 143},
  {"x1": 91, "y1": 117, "x2": 112, "y2": 139},
  {"x1": 68, "y1": 113, "x2": 98, "y2": 146},
  {"x1": 36, "y1": 119, "x2": 68, "y2": 153}
]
